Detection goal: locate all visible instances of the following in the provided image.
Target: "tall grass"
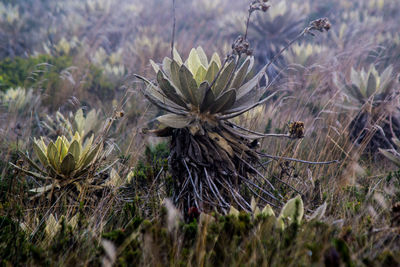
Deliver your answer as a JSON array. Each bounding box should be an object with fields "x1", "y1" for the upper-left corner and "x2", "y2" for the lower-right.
[{"x1": 0, "y1": 0, "x2": 400, "y2": 265}]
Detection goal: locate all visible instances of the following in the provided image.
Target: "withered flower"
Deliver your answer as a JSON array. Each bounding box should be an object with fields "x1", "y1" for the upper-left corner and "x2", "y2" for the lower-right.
[
  {"x1": 289, "y1": 121, "x2": 305, "y2": 138},
  {"x1": 232, "y1": 35, "x2": 252, "y2": 56},
  {"x1": 249, "y1": 0, "x2": 270, "y2": 13},
  {"x1": 306, "y1": 18, "x2": 331, "y2": 36}
]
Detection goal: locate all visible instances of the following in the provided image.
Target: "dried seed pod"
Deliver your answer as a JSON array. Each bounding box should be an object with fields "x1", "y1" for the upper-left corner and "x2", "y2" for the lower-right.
[
  {"x1": 307, "y1": 18, "x2": 331, "y2": 36},
  {"x1": 289, "y1": 121, "x2": 305, "y2": 138}
]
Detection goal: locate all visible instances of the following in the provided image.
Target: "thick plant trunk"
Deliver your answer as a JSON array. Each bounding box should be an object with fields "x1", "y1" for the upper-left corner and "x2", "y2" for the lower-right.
[{"x1": 168, "y1": 125, "x2": 279, "y2": 215}]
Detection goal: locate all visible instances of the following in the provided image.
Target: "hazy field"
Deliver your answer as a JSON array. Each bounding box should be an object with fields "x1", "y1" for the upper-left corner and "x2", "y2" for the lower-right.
[{"x1": 0, "y1": 0, "x2": 400, "y2": 265}]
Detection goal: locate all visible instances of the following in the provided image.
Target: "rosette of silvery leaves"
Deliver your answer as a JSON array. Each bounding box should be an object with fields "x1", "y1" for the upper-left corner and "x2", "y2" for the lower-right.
[{"x1": 136, "y1": 47, "x2": 281, "y2": 214}]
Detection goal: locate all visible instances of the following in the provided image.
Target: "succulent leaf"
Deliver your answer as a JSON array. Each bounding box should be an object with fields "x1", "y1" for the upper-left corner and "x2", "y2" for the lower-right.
[
  {"x1": 150, "y1": 59, "x2": 161, "y2": 73},
  {"x1": 309, "y1": 202, "x2": 327, "y2": 220},
  {"x1": 210, "y1": 52, "x2": 221, "y2": 68},
  {"x1": 229, "y1": 206, "x2": 240, "y2": 216},
  {"x1": 142, "y1": 47, "x2": 264, "y2": 126},
  {"x1": 379, "y1": 65, "x2": 393, "y2": 90},
  {"x1": 204, "y1": 61, "x2": 219, "y2": 84},
  {"x1": 200, "y1": 86, "x2": 216, "y2": 112},
  {"x1": 225, "y1": 85, "x2": 263, "y2": 114},
  {"x1": 60, "y1": 153, "x2": 76, "y2": 176},
  {"x1": 195, "y1": 65, "x2": 207, "y2": 86},
  {"x1": 157, "y1": 114, "x2": 193, "y2": 128},
  {"x1": 209, "y1": 89, "x2": 236, "y2": 114},
  {"x1": 196, "y1": 46, "x2": 208, "y2": 67},
  {"x1": 38, "y1": 137, "x2": 47, "y2": 152},
  {"x1": 261, "y1": 204, "x2": 275, "y2": 217},
  {"x1": 79, "y1": 143, "x2": 101, "y2": 170},
  {"x1": 137, "y1": 74, "x2": 185, "y2": 109},
  {"x1": 213, "y1": 60, "x2": 236, "y2": 96},
  {"x1": 172, "y1": 48, "x2": 183, "y2": 65},
  {"x1": 345, "y1": 84, "x2": 364, "y2": 103},
  {"x1": 197, "y1": 81, "x2": 209, "y2": 108},
  {"x1": 278, "y1": 195, "x2": 304, "y2": 225},
  {"x1": 68, "y1": 140, "x2": 81, "y2": 162},
  {"x1": 23, "y1": 132, "x2": 105, "y2": 183},
  {"x1": 179, "y1": 64, "x2": 201, "y2": 106},
  {"x1": 74, "y1": 109, "x2": 85, "y2": 134},
  {"x1": 157, "y1": 71, "x2": 188, "y2": 108},
  {"x1": 350, "y1": 68, "x2": 361, "y2": 88},
  {"x1": 162, "y1": 57, "x2": 173, "y2": 77},
  {"x1": 84, "y1": 109, "x2": 98, "y2": 136},
  {"x1": 33, "y1": 140, "x2": 49, "y2": 166},
  {"x1": 170, "y1": 60, "x2": 183, "y2": 95},
  {"x1": 54, "y1": 136, "x2": 68, "y2": 164},
  {"x1": 187, "y1": 48, "x2": 203, "y2": 75},
  {"x1": 366, "y1": 72, "x2": 377, "y2": 97},
  {"x1": 81, "y1": 135, "x2": 94, "y2": 159},
  {"x1": 231, "y1": 58, "x2": 251, "y2": 91},
  {"x1": 236, "y1": 65, "x2": 267, "y2": 100},
  {"x1": 47, "y1": 141, "x2": 60, "y2": 171}
]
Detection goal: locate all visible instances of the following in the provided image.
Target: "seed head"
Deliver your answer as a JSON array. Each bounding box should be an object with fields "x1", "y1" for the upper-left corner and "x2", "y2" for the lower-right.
[
  {"x1": 232, "y1": 35, "x2": 252, "y2": 56},
  {"x1": 289, "y1": 121, "x2": 305, "y2": 138},
  {"x1": 306, "y1": 18, "x2": 331, "y2": 36},
  {"x1": 249, "y1": 0, "x2": 270, "y2": 13}
]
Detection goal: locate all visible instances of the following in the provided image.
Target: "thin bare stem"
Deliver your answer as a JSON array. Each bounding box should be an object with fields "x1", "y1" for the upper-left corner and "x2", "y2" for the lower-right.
[
  {"x1": 241, "y1": 178, "x2": 279, "y2": 208},
  {"x1": 170, "y1": 0, "x2": 176, "y2": 59},
  {"x1": 218, "y1": 91, "x2": 278, "y2": 120},
  {"x1": 257, "y1": 160, "x2": 303, "y2": 196},
  {"x1": 228, "y1": 122, "x2": 295, "y2": 139},
  {"x1": 258, "y1": 152, "x2": 340, "y2": 165},
  {"x1": 237, "y1": 158, "x2": 281, "y2": 199},
  {"x1": 264, "y1": 18, "x2": 331, "y2": 72},
  {"x1": 204, "y1": 168, "x2": 230, "y2": 207},
  {"x1": 183, "y1": 159, "x2": 201, "y2": 208},
  {"x1": 135, "y1": 80, "x2": 188, "y2": 115},
  {"x1": 238, "y1": 173, "x2": 280, "y2": 204},
  {"x1": 174, "y1": 175, "x2": 190, "y2": 203},
  {"x1": 217, "y1": 178, "x2": 251, "y2": 211},
  {"x1": 244, "y1": 9, "x2": 252, "y2": 41},
  {"x1": 264, "y1": 30, "x2": 306, "y2": 71}
]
